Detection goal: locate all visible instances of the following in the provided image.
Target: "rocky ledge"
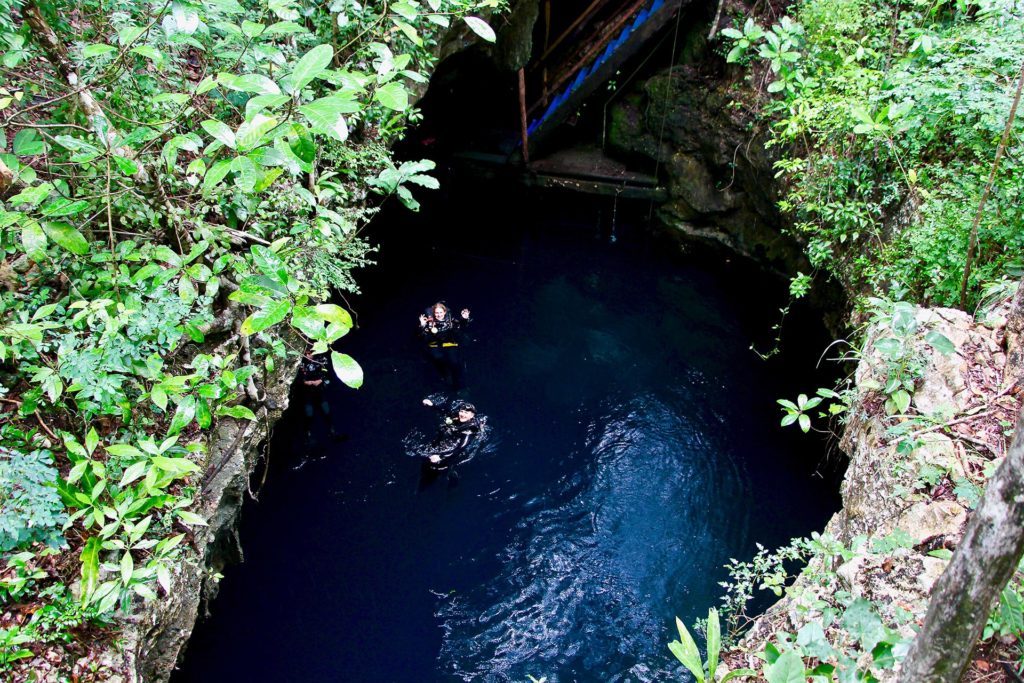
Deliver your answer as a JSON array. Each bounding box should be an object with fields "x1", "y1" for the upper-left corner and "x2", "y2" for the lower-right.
[{"x1": 728, "y1": 283, "x2": 1024, "y2": 678}]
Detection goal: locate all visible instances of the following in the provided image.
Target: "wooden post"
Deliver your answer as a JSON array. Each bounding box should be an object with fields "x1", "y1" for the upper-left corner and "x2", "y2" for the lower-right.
[
  {"x1": 542, "y1": 0, "x2": 551, "y2": 105},
  {"x1": 518, "y1": 67, "x2": 530, "y2": 164}
]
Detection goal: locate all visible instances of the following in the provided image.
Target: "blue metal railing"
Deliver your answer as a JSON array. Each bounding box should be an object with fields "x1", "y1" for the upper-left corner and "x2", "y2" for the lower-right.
[{"x1": 527, "y1": 0, "x2": 666, "y2": 138}]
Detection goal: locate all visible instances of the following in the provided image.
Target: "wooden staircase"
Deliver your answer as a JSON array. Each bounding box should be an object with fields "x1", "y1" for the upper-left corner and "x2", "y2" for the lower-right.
[{"x1": 522, "y1": 0, "x2": 681, "y2": 153}]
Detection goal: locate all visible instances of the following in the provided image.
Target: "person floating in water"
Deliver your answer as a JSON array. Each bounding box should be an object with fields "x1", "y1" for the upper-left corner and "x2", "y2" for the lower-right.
[
  {"x1": 418, "y1": 301, "x2": 471, "y2": 388},
  {"x1": 419, "y1": 396, "x2": 482, "y2": 470},
  {"x1": 299, "y1": 349, "x2": 337, "y2": 442}
]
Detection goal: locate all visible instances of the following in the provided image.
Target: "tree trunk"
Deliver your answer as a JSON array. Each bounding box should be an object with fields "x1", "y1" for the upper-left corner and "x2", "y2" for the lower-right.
[
  {"x1": 896, "y1": 402, "x2": 1024, "y2": 682},
  {"x1": 958, "y1": 59, "x2": 1024, "y2": 310}
]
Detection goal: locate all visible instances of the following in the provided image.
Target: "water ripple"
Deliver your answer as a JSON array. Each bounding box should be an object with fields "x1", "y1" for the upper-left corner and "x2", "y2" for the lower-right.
[{"x1": 436, "y1": 394, "x2": 751, "y2": 682}]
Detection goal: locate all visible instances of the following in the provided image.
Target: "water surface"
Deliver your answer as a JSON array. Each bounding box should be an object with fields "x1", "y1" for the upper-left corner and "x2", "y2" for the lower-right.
[{"x1": 173, "y1": 187, "x2": 841, "y2": 682}]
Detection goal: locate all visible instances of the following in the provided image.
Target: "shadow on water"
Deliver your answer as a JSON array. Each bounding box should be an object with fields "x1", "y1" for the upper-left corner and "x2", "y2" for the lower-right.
[{"x1": 173, "y1": 182, "x2": 844, "y2": 682}]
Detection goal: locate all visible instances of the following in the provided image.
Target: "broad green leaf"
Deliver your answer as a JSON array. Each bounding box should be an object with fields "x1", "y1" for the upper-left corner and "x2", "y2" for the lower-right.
[
  {"x1": 120, "y1": 550, "x2": 133, "y2": 585},
  {"x1": 236, "y1": 113, "x2": 279, "y2": 151},
  {"x1": 201, "y1": 119, "x2": 236, "y2": 148},
  {"x1": 80, "y1": 536, "x2": 101, "y2": 603},
  {"x1": 83, "y1": 43, "x2": 117, "y2": 58},
  {"x1": 331, "y1": 351, "x2": 363, "y2": 389},
  {"x1": 105, "y1": 443, "x2": 145, "y2": 459},
  {"x1": 153, "y1": 92, "x2": 190, "y2": 105},
  {"x1": 253, "y1": 167, "x2": 283, "y2": 193},
  {"x1": 765, "y1": 650, "x2": 805, "y2": 683},
  {"x1": 246, "y1": 94, "x2": 290, "y2": 118},
  {"x1": 167, "y1": 395, "x2": 197, "y2": 435},
  {"x1": 374, "y1": 82, "x2": 408, "y2": 111},
  {"x1": 176, "y1": 509, "x2": 209, "y2": 526},
  {"x1": 241, "y1": 20, "x2": 267, "y2": 37},
  {"x1": 113, "y1": 156, "x2": 139, "y2": 176},
  {"x1": 38, "y1": 197, "x2": 88, "y2": 219},
  {"x1": 668, "y1": 617, "x2": 705, "y2": 683},
  {"x1": 151, "y1": 385, "x2": 168, "y2": 410},
  {"x1": 152, "y1": 455, "x2": 200, "y2": 475},
  {"x1": 196, "y1": 397, "x2": 212, "y2": 428},
  {"x1": 391, "y1": 1, "x2": 418, "y2": 20},
  {"x1": 463, "y1": 16, "x2": 496, "y2": 42},
  {"x1": 840, "y1": 598, "x2": 888, "y2": 652},
  {"x1": 13, "y1": 129, "x2": 44, "y2": 156},
  {"x1": 925, "y1": 330, "x2": 955, "y2": 355},
  {"x1": 31, "y1": 303, "x2": 58, "y2": 321},
  {"x1": 892, "y1": 389, "x2": 911, "y2": 414},
  {"x1": 299, "y1": 96, "x2": 357, "y2": 141},
  {"x1": 394, "y1": 20, "x2": 422, "y2": 46},
  {"x1": 21, "y1": 220, "x2": 47, "y2": 260},
  {"x1": 232, "y1": 73, "x2": 282, "y2": 95},
  {"x1": 131, "y1": 45, "x2": 163, "y2": 62},
  {"x1": 315, "y1": 303, "x2": 353, "y2": 329},
  {"x1": 796, "y1": 622, "x2": 835, "y2": 660},
  {"x1": 240, "y1": 299, "x2": 291, "y2": 335},
  {"x1": 203, "y1": 159, "x2": 233, "y2": 193},
  {"x1": 42, "y1": 222, "x2": 89, "y2": 254},
  {"x1": 291, "y1": 306, "x2": 327, "y2": 339},
  {"x1": 132, "y1": 263, "x2": 163, "y2": 283},
  {"x1": 250, "y1": 244, "x2": 288, "y2": 281},
  {"x1": 721, "y1": 670, "x2": 757, "y2": 682},
  {"x1": 231, "y1": 155, "x2": 260, "y2": 192},
  {"x1": 119, "y1": 460, "x2": 148, "y2": 488},
  {"x1": 216, "y1": 404, "x2": 257, "y2": 420},
  {"x1": 873, "y1": 337, "x2": 901, "y2": 358},
  {"x1": 9, "y1": 183, "x2": 53, "y2": 207},
  {"x1": 287, "y1": 44, "x2": 334, "y2": 94},
  {"x1": 405, "y1": 173, "x2": 439, "y2": 189},
  {"x1": 707, "y1": 609, "x2": 721, "y2": 683}
]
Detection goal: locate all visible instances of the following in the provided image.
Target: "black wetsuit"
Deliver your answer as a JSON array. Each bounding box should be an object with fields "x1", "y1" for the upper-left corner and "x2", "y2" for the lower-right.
[
  {"x1": 298, "y1": 354, "x2": 333, "y2": 437},
  {"x1": 422, "y1": 401, "x2": 481, "y2": 469},
  {"x1": 419, "y1": 308, "x2": 470, "y2": 388}
]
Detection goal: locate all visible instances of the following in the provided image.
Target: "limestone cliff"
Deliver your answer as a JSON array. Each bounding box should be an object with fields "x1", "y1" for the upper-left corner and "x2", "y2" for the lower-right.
[{"x1": 726, "y1": 284, "x2": 1024, "y2": 679}]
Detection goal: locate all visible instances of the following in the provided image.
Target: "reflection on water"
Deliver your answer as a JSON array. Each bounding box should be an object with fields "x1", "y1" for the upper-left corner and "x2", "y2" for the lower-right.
[
  {"x1": 437, "y1": 396, "x2": 748, "y2": 682},
  {"x1": 173, "y1": 192, "x2": 840, "y2": 683}
]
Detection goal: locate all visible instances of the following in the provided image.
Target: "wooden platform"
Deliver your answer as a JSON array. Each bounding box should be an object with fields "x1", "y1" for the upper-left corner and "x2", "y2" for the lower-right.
[
  {"x1": 524, "y1": 145, "x2": 667, "y2": 200},
  {"x1": 449, "y1": 145, "x2": 667, "y2": 200}
]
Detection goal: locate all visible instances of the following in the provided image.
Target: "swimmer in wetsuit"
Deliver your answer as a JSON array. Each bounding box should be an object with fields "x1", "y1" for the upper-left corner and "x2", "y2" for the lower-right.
[
  {"x1": 420, "y1": 397, "x2": 481, "y2": 469},
  {"x1": 298, "y1": 350, "x2": 337, "y2": 441},
  {"x1": 418, "y1": 302, "x2": 471, "y2": 388}
]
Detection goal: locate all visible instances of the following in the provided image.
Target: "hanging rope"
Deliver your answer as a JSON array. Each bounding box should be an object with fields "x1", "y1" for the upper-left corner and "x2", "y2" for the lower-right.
[{"x1": 647, "y1": 0, "x2": 686, "y2": 224}]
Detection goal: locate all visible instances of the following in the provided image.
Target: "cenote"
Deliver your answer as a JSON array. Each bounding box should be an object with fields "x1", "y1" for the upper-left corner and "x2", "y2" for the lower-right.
[{"x1": 172, "y1": 180, "x2": 843, "y2": 682}]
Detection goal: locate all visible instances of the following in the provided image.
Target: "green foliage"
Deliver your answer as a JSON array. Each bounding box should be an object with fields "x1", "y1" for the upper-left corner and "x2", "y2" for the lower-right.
[
  {"x1": 780, "y1": 295, "x2": 954, "y2": 435},
  {"x1": 367, "y1": 158, "x2": 441, "y2": 211},
  {"x1": 719, "y1": 0, "x2": 1024, "y2": 308},
  {"x1": 984, "y1": 558, "x2": 1024, "y2": 641},
  {"x1": 0, "y1": 445, "x2": 66, "y2": 551},
  {"x1": 777, "y1": 393, "x2": 823, "y2": 433},
  {"x1": 0, "y1": 0, "x2": 503, "y2": 669},
  {"x1": 669, "y1": 608, "x2": 756, "y2": 682},
  {"x1": 712, "y1": 533, "x2": 913, "y2": 681}
]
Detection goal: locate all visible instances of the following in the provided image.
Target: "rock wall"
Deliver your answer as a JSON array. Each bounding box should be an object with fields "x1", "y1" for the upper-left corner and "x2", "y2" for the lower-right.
[
  {"x1": 730, "y1": 285, "x2": 1024, "y2": 678},
  {"x1": 86, "y1": 334, "x2": 302, "y2": 683},
  {"x1": 607, "y1": 45, "x2": 801, "y2": 274}
]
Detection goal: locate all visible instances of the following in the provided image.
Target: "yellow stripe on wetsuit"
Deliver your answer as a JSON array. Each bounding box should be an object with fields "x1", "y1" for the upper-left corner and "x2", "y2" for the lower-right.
[{"x1": 428, "y1": 342, "x2": 459, "y2": 348}]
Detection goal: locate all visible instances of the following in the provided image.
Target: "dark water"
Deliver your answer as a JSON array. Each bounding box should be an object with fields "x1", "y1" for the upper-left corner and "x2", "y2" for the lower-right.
[{"x1": 173, "y1": 186, "x2": 841, "y2": 682}]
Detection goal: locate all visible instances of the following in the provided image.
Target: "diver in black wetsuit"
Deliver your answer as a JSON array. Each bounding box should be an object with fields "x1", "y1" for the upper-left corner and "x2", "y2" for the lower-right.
[
  {"x1": 298, "y1": 350, "x2": 336, "y2": 441},
  {"x1": 419, "y1": 397, "x2": 482, "y2": 470},
  {"x1": 418, "y1": 301, "x2": 471, "y2": 388}
]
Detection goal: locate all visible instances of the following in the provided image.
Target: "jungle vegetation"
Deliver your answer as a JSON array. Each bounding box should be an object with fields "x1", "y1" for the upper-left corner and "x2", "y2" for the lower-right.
[{"x1": 0, "y1": 0, "x2": 497, "y2": 675}]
